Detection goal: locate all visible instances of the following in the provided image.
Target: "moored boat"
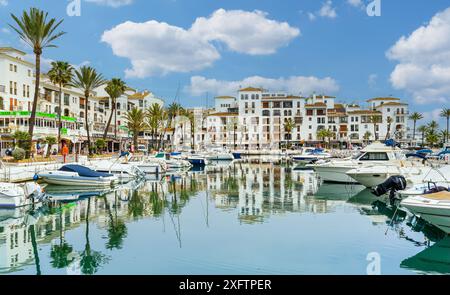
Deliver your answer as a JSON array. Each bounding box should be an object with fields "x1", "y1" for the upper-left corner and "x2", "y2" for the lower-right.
[
  {"x1": 38, "y1": 164, "x2": 118, "y2": 187},
  {"x1": 0, "y1": 182, "x2": 45, "y2": 208}
]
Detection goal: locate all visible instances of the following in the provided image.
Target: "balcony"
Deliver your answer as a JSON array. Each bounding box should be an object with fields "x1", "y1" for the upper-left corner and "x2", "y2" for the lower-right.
[{"x1": 0, "y1": 85, "x2": 6, "y2": 93}]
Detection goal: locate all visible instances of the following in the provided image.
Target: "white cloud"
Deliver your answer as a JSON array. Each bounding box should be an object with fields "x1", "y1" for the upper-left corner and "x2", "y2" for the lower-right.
[
  {"x1": 347, "y1": 0, "x2": 364, "y2": 8},
  {"x1": 190, "y1": 9, "x2": 300, "y2": 55},
  {"x1": 308, "y1": 1, "x2": 337, "y2": 21},
  {"x1": 319, "y1": 1, "x2": 338, "y2": 19},
  {"x1": 368, "y1": 74, "x2": 377, "y2": 88},
  {"x1": 186, "y1": 75, "x2": 340, "y2": 97},
  {"x1": 85, "y1": 0, "x2": 133, "y2": 8},
  {"x1": 0, "y1": 0, "x2": 8, "y2": 7},
  {"x1": 308, "y1": 12, "x2": 317, "y2": 21},
  {"x1": 423, "y1": 109, "x2": 443, "y2": 122},
  {"x1": 101, "y1": 20, "x2": 220, "y2": 78},
  {"x1": 101, "y1": 9, "x2": 300, "y2": 77},
  {"x1": 387, "y1": 7, "x2": 450, "y2": 104},
  {"x1": 1, "y1": 28, "x2": 10, "y2": 34}
]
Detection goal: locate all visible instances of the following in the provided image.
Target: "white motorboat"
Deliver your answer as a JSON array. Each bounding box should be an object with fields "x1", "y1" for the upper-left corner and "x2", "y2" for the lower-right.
[
  {"x1": 292, "y1": 148, "x2": 332, "y2": 164},
  {"x1": 38, "y1": 164, "x2": 118, "y2": 187},
  {"x1": 126, "y1": 155, "x2": 167, "y2": 174},
  {"x1": 401, "y1": 191, "x2": 450, "y2": 234},
  {"x1": 89, "y1": 160, "x2": 145, "y2": 180},
  {"x1": 0, "y1": 182, "x2": 44, "y2": 208},
  {"x1": 153, "y1": 152, "x2": 192, "y2": 170},
  {"x1": 346, "y1": 164, "x2": 434, "y2": 188},
  {"x1": 308, "y1": 142, "x2": 411, "y2": 183}
]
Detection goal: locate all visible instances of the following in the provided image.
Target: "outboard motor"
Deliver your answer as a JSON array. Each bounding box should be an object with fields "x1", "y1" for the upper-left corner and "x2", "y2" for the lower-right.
[{"x1": 371, "y1": 175, "x2": 407, "y2": 206}]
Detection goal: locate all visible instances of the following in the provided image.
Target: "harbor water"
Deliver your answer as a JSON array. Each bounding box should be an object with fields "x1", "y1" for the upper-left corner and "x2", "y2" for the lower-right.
[{"x1": 1, "y1": 161, "x2": 448, "y2": 275}]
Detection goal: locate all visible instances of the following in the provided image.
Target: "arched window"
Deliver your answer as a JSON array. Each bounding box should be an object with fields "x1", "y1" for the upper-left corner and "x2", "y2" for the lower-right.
[
  {"x1": 80, "y1": 111, "x2": 84, "y2": 118},
  {"x1": 117, "y1": 102, "x2": 121, "y2": 110},
  {"x1": 64, "y1": 109, "x2": 69, "y2": 116}
]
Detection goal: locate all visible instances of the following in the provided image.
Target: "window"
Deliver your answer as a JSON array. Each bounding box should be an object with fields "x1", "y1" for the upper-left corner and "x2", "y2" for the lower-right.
[
  {"x1": 23, "y1": 84, "x2": 26, "y2": 97},
  {"x1": 64, "y1": 94, "x2": 70, "y2": 106},
  {"x1": 359, "y1": 152, "x2": 389, "y2": 161},
  {"x1": 9, "y1": 81, "x2": 13, "y2": 94},
  {"x1": 28, "y1": 70, "x2": 31, "y2": 77},
  {"x1": 9, "y1": 64, "x2": 13, "y2": 71},
  {"x1": 14, "y1": 65, "x2": 17, "y2": 72},
  {"x1": 26, "y1": 86, "x2": 30, "y2": 98},
  {"x1": 14, "y1": 82, "x2": 17, "y2": 95},
  {"x1": 283, "y1": 101, "x2": 293, "y2": 108}
]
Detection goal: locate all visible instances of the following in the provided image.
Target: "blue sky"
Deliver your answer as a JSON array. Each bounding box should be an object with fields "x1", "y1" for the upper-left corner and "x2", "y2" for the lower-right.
[{"x1": 1, "y1": 0, "x2": 449, "y2": 125}]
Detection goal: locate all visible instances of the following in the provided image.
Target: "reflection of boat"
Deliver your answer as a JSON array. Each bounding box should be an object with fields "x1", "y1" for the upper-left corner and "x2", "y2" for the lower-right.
[
  {"x1": 187, "y1": 155, "x2": 209, "y2": 167},
  {"x1": 38, "y1": 164, "x2": 118, "y2": 187},
  {"x1": 347, "y1": 188, "x2": 378, "y2": 206},
  {"x1": 401, "y1": 237, "x2": 450, "y2": 274},
  {"x1": 401, "y1": 191, "x2": 450, "y2": 234},
  {"x1": 0, "y1": 182, "x2": 44, "y2": 208},
  {"x1": 315, "y1": 183, "x2": 365, "y2": 200},
  {"x1": 44, "y1": 185, "x2": 113, "y2": 202}
]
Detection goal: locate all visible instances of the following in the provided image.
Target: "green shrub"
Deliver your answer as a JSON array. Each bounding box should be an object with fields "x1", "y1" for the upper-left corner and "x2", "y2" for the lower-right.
[
  {"x1": 13, "y1": 131, "x2": 31, "y2": 151},
  {"x1": 12, "y1": 148, "x2": 26, "y2": 161}
]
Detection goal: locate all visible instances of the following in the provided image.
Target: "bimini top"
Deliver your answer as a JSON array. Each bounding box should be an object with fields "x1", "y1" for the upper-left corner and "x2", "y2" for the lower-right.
[{"x1": 59, "y1": 165, "x2": 113, "y2": 178}]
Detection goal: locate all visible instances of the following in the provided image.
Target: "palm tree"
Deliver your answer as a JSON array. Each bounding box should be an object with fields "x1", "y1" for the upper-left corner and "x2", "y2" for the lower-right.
[
  {"x1": 317, "y1": 129, "x2": 333, "y2": 148},
  {"x1": 408, "y1": 112, "x2": 423, "y2": 141},
  {"x1": 283, "y1": 118, "x2": 295, "y2": 149},
  {"x1": 417, "y1": 125, "x2": 428, "y2": 148},
  {"x1": 50, "y1": 203, "x2": 74, "y2": 269},
  {"x1": 103, "y1": 78, "x2": 126, "y2": 140},
  {"x1": 124, "y1": 108, "x2": 147, "y2": 151},
  {"x1": 426, "y1": 129, "x2": 440, "y2": 148},
  {"x1": 369, "y1": 115, "x2": 381, "y2": 141},
  {"x1": 9, "y1": 8, "x2": 66, "y2": 157},
  {"x1": 440, "y1": 108, "x2": 450, "y2": 143},
  {"x1": 363, "y1": 131, "x2": 372, "y2": 145},
  {"x1": 440, "y1": 130, "x2": 450, "y2": 145},
  {"x1": 184, "y1": 109, "x2": 196, "y2": 151},
  {"x1": 44, "y1": 136, "x2": 57, "y2": 158},
  {"x1": 146, "y1": 103, "x2": 165, "y2": 150},
  {"x1": 71, "y1": 66, "x2": 106, "y2": 156},
  {"x1": 428, "y1": 120, "x2": 439, "y2": 133},
  {"x1": 48, "y1": 61, "x2": 73, "y2": 151},
  {"x1": 385, "y1": 116, "x2": 393, "y2": 140}
]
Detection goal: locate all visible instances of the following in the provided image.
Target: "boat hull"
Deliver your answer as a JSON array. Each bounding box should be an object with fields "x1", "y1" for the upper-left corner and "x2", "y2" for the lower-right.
[
  {"x1": 311, "y1": 166, "x2": 358, "y2": 183},
  {"x1": 402, "y1": 196, "x2": 450, "y2": 234},
  {"x1": 39, "y1": 174, "x2": 116, "y2": 187},
  {"x1": 346, "y1": 172, "x2": 389, "y2": 188}
]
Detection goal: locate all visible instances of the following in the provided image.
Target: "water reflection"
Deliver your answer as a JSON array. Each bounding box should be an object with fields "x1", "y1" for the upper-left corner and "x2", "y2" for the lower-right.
[{"x1": 0, "y1": 163, "x2": 449, "y2": 275}]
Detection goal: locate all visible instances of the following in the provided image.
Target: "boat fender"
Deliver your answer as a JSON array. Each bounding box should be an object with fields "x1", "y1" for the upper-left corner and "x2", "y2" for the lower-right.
[{"x1": 33, "y1": 174, "x2": 39, "y2": 181}]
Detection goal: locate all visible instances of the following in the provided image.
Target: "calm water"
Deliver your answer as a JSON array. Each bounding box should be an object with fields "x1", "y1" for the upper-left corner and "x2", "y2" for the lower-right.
[{"x1": 1, "y1": 162, "x2": 449, "y2": 275}]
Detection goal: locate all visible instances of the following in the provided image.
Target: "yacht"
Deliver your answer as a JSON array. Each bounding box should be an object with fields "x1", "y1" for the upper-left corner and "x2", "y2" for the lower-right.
[
  {"x1": 38, "y1": 164, "x2": 118, "y2": 187},
  {"x1": 0, "y1": 182, "x2": 45, "y2": 208},
  {"x1": 308, "y1": 142, "x2": 409, "y2": 183},
  {"x1": 401, "y1": 191, "x2": 450, "y2": 234},
  {"x1": 153, "y1": 152, "x2": 192, "y2": 170},
  {"x1": 126, "y1": 155, "x2": 167, "y2": 174}
]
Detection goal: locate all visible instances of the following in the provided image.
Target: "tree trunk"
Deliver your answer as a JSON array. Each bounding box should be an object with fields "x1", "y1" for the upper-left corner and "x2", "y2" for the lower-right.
[
  {"x1": 85, "y1": 92, "x2": 91, "y2": 156},
  {"x1": 29, "y1": 224, "x2": 41, "y2": 275},
  {"x1": 28, "y1": 53, "x2": 41, "y2": 159},
  {"x1": 114, "y1": 102, "x2": 118, "y2": 138},
  {"x1": 58, "y1": 83, "x2": 62, "y2": 153},
  {"x1": 447, "y1": 117, "x2": 449, "y2": 143},
  {"x1": 412, "y1": 121, "x2": 416, "y2": 141},
  {"x1": 103, "y1": 98, "x2": 115, "y2": 140},
  {"x1": 133, "y1": 134, "x2": 138, "y2": 152}
]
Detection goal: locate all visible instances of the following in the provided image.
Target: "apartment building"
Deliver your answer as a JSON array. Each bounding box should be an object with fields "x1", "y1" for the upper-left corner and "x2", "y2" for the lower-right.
[
  {"x1": 202, "y1": 87, "x2": 409, "y2": 150},
  {"x1": 0, "y1": 46, "x2": 165, "y2": 155}
]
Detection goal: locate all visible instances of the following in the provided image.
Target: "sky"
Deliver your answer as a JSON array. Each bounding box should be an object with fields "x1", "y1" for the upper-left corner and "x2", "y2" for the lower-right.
[{"x1": 0, "y1": 0, "x2": 449, "y2": 126}]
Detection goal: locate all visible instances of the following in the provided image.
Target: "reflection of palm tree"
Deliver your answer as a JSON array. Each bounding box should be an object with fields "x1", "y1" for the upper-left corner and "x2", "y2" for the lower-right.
[
  {"x1": 29, "y1": 223, "x2": 41, "y2": 275},
  {"x1": 128, "y1": 190, "x2": 145, "y2": 218},
  {"x1": 50, "y1": 203, "x2": 74, "y2": 268},
  {"x1": 80, "y1": 198, "x2": 107, "y2": 275},
  {"x1": 105, "y1": 193, "x2": 128, "y2": 250}
]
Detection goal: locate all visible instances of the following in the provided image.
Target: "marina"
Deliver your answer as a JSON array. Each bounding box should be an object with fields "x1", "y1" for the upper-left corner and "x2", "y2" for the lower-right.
[{"x1": 1, "y1": 154, "x2": 450, "y2": 275}]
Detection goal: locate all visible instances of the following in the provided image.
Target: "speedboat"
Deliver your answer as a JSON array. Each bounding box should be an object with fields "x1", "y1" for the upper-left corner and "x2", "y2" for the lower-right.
[
  {"x1": 38, "y1": 164, "x2": 118, "y2": 187},
  {"x1": 126, "y1": 155, "x2": 167, "y2": 174},
  {"x1": 153, "y1": 152, "x2": 191, "y2": 170},
  {"x1": 0, "y1": 182, "x2": 44, "y2": 208},
  {"x1": 308, "y1": 142, "x2": 411, "y2": 183},
  {"x1": 401, "y1": 191, "x2": 450, "y2": 234},
  {"x1": 292, "y1": 148, "x2": 331, "y2": 164},
  {"x1": 89, "y1": 160, "x2": 145, "y2": 180}
]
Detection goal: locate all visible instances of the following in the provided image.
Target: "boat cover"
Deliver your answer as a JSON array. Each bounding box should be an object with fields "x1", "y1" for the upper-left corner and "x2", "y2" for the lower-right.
[{"x1": 59, "y1": 165, "x2": 114, "y2": 178}]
